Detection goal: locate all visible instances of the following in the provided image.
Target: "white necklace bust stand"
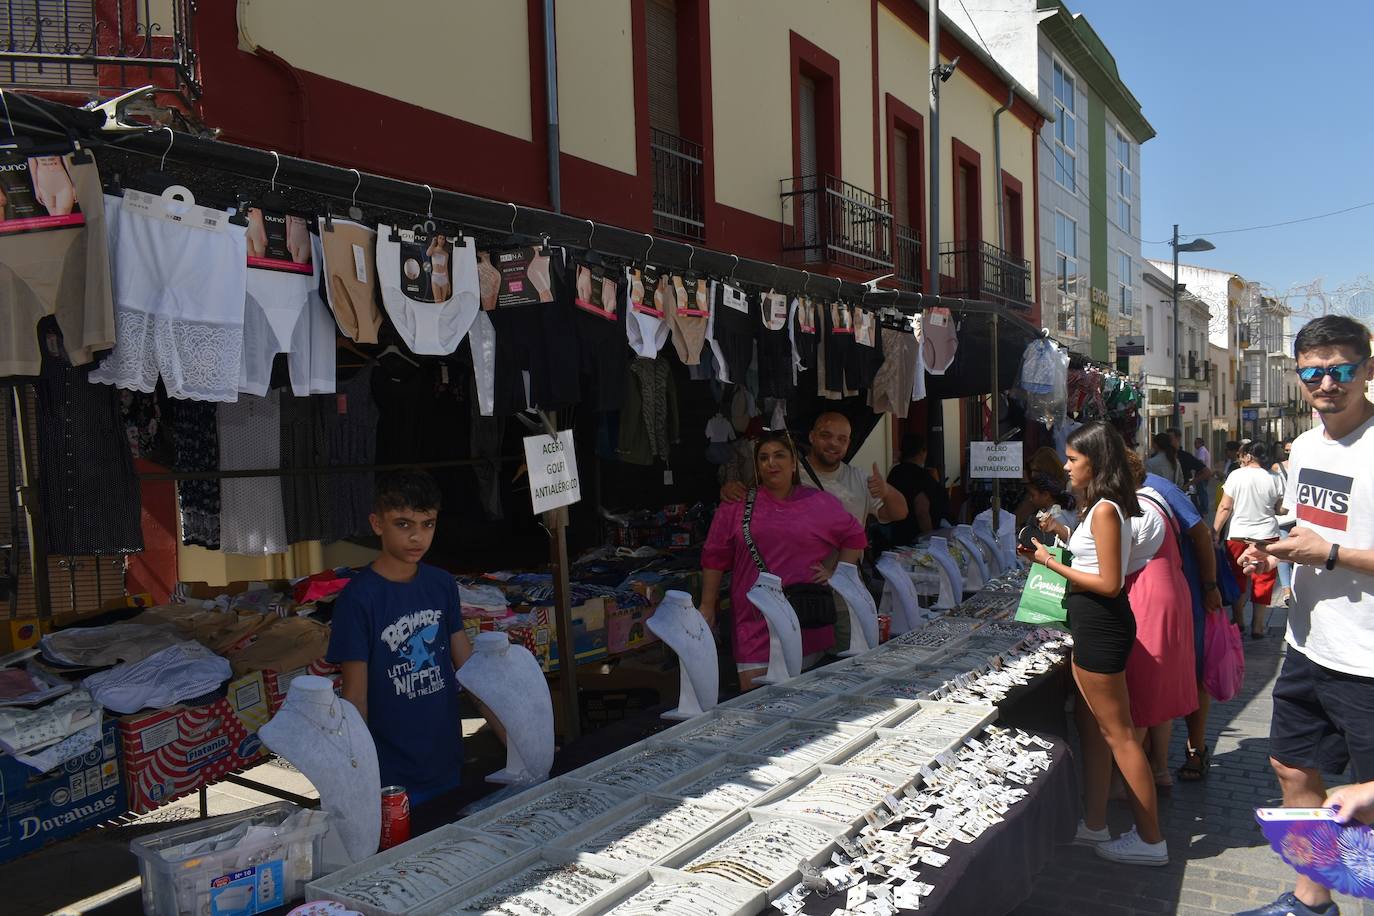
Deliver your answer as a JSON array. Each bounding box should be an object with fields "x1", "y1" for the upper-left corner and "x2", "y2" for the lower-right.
[
  {"x1": 748, "y1": 572, "x2": 802, "y2": 685},
  {"x1": 259, "y1": 676, "x2": 379, "y2": 869},
  {"x1": 876, "y1": 552, "x2": 921, "y2": 636},
  {"x1": 925, "y1": 537, "x2": 964, "y2": 610},
  {"x1": 970, "y1": 524, "x2": 1005, "y2": 576},
  {"x1": 953, "y1": 525, "x2": 990, "y2": 591},
  {"x1": 976, "y1": 508, "x2": 1018, "y2": 569},
  {"x1": 455, "y1": 632, "x2": 555, "y2": 786},
  {"x1": 828, "y1": 562, "x2": 878, "y2": 656},
  {"x1": 646, "y1": 590, "x2": 719, "y2": 720}
]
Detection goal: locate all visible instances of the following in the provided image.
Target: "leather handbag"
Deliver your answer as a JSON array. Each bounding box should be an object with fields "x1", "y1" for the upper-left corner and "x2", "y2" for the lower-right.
[{"x1": 742, "y1": 488, "x2": 838, "y2": 629}]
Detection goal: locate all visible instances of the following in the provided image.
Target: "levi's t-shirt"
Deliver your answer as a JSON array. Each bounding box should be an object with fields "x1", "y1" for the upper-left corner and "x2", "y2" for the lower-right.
[
  {"x1": 327, "y1": 563, "x2": 464, "y2": 801},
  {"x1": 1284, "y1": 415, "x2": 1374, "y2": 676}
]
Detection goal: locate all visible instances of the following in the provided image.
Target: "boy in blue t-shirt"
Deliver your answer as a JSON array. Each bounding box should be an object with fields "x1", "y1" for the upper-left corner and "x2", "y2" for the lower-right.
[{"x1": 327, "y1": 468, "x2": 474, "y2": 803}]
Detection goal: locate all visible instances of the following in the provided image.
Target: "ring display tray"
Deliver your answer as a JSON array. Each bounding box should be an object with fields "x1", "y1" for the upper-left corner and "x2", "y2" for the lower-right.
[
  {"x1": 410, "y1": 849, "x2": 641, "y2": 916},
  {"x1": 736, "y1": 720, "x2": 866, "y2": 768},
  {"x1": 795, "y1": 694, "x2": 917, "y2": 730},
  {"x1": 656, "y1": 710, "x2": 782, "y2": 754},
  {"x1": 581, "y1": 865, "x2": 765, "y2": 916},
  {"x1": 656, "y1": 753, "x2": 808, "y2": 810},
  {"x1": 717, "y1": 685, "x2": 828, "y2": 719},
  {"x1": 460, "y1": 779, "x2": 636, "y2": 847},
  {"x1": 660, "y1": 810, "x2": 849, "y2": 899},
  {"x1": 552, "y1": 793, "x2": 737, "y2": 867},
  {"x1": 752, "y1": 764, "x2": 906, "y2": 830}
]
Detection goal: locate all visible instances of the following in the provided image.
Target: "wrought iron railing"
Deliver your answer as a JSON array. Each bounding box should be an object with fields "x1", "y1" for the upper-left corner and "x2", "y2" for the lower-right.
[
  {"x1": 0, "y1": 0, "x2": 199, "y2": 102},
  {"x1": 938, "y1": 240, "x2": 1033, "y2": 310},
  {"x1": 894, "y1": 223, "x2": 922, "y2": 292},
  {"x1": 780, "y1": 173, "x2": 893, "y2": 273},
  {"x1": 650, "y1": 127, "x2": 704, "y2": 242}
]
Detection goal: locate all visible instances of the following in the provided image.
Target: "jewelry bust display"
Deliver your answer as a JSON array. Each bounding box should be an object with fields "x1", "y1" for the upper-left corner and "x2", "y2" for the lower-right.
[
  {"x1": 259, "y1": 675, "x2": 380, "y2": 867},
  {"x1": 645, "y1": 590, "x2": 719, "y2": 720},
  {"x1": 747, "y1": 572, "x2": 802, "y2": 685},
  {"x1": 455, "y1": 631, "x2": 555, "y2": 785},
  {"x1": 828, "y1": 561, "x2": 878, "y2": 656}
]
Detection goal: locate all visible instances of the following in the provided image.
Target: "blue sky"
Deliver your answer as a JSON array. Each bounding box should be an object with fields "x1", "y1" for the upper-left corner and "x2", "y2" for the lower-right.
[{"x1": 1069, "y1": 0, "x2": 1374, "y2": 305}]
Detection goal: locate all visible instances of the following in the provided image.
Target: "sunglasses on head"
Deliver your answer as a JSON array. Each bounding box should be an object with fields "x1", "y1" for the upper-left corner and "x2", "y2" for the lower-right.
[{"x1": 1296, "y1": 357, "x2": 1369, "y2": 385}]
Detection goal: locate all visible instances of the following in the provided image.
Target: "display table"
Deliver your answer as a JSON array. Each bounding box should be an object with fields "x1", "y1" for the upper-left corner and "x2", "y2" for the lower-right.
[{"x1": 798, "y1": 734, "x2": 1078, "y2": 916}]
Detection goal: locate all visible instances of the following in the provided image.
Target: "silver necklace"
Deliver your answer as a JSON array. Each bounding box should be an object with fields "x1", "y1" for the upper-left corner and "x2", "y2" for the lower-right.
[{"x1": 294, "y1": 702, "x2": 359, "y2": 768}]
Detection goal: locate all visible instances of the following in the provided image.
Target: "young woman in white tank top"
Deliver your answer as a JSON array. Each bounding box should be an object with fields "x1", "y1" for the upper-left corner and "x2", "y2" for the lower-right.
[{"x1": 1021, "y1": 420, "x2": 1168, "y2": 866}]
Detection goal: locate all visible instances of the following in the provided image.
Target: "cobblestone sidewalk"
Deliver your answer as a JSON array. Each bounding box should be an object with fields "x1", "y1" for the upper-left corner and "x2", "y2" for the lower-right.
[{"x1": 1012, "y1": 609, "x2": 1373, "y2": 916}]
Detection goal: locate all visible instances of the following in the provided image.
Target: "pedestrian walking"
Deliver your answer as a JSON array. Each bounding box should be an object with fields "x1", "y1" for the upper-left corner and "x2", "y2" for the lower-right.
[
  {"x1": 1270, "y1": 438, "x2": 1296, "y2": 605},
  {"x1": 1214, "y1": 441, "x2": 1283, "y2": 638},
  {"x1": 1236, "y1": 316, "x2": 1374, "y2": 916}
]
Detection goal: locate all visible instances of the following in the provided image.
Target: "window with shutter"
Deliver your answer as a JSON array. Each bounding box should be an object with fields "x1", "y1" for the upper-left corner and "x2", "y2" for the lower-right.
[
  {"x1": 646, "y1": 0, "x2": 680, "y2": 135},
  {"x1": 893, "y1": 127, "x2": 910, "y2": 228}
]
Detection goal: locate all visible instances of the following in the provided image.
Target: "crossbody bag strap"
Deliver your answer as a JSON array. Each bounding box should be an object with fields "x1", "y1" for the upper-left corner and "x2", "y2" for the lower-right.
[
  {"x1": 1138, "y1": 492, "x2": 1184, "y2": 555},
  {"x1": 799, "y1": 455, "x2": 825, "y2": 491},
  {"x1": 741, "y1": 487, "x2": 769, "y2": 574}
]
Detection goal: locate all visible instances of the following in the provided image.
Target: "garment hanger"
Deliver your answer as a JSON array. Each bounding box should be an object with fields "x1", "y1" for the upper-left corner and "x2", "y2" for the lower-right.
[{"x1": 323, "y1": 168, "x2": 364, "y2": 230}]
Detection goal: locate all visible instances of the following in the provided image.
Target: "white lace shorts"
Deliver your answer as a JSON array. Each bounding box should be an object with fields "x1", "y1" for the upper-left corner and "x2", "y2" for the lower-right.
[{"x1": 89, "y1": 195, "x2": 249, "y2": 401}]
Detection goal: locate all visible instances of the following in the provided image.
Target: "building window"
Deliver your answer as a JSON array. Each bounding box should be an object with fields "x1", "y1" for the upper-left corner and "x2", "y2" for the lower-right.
[
  {"x1": 1114, "y1": 129, "x2": 1133, "y2": 228},
  {"x1": 1053, "y1": 62, "x2": 1076, "y2": 191},
  {"x1": 1054, "y1": 210, "x2": 1078, "y2": 335},
  {"x1": 1117, "y1": 250, "x2": 1132, "y2": 316},
  {"x1": 1145, "y1": 304, "x2": 1153, "y2": 354}
]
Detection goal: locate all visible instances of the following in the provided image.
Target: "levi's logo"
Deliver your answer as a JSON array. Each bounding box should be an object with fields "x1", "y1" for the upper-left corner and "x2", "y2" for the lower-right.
[{"x1": 1296, "y1": 467, "x2": 1352, "y2": 531}]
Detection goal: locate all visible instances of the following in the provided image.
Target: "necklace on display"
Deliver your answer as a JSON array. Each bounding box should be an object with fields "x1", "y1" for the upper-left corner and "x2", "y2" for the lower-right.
[{"x1": 295, "y1": 702, "x2": 359, "y2": 768}]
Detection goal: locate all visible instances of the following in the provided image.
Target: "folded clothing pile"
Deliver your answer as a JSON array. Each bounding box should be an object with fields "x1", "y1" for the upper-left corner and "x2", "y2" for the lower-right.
[
  {"x1": 41, "y1": 622, "x2": 185, "y2": 668},
  {"x1": 84, "y1": 642, "x2": 232, "y2": 714},
  {"x1": 0, "y1": 688, "x2": 100, "y2": 757}
]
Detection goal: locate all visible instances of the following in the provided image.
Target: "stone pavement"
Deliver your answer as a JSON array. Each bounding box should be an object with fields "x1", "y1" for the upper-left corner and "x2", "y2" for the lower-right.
[{"x1": 1011, "y1": 608, "x2": 1374, "y2": 916}]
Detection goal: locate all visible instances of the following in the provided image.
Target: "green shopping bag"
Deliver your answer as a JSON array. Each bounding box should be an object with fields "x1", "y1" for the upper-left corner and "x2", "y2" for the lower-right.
[{"x1": 1014, "y1": 546, "x2": 1072, "y2": 630}]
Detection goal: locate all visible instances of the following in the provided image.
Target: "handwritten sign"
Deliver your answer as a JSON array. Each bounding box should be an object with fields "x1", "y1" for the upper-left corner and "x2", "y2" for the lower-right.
[
  {"x1": 523, "y1": 430, "x2": 581, "y2": 514},
  {"x1": 969, "y1": 441, "x2": 1023, "y2": 479}
]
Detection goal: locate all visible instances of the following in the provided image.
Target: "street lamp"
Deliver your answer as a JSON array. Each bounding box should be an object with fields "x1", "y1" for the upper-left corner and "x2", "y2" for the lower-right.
[{"x1": 1172, "y1": 224, "x2": 1215, "y2": 430}]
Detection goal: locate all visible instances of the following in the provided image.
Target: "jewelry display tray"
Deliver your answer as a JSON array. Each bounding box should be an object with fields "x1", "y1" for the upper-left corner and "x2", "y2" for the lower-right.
[
  {"x1": 560, "y1": 738, "x2": 718, "y2": 794},
  {"x1": 734, "y1": 719, "x2": 868, "y2": 768},
  {"x1": 780, "y1": 693, "x2": 918, "y2": 730},
  {"x1": 409, "y1": 849, "x2": 642, "y2": 916},
  {"x1": 654, "y1": 709, "x2": 784, "y2": 753},
  {"x1": 547, "y1": 792, "x2": 737, "y2": 866},
  {"x1": 580, "y1": 865, "x2": 766, "y2": 916},
  {"x1": 825, "y1": 709, "x2": 997, "y2": 782},
  {"x1": 873, "y1": 698, "x2": 998, "y2": 740},
  {"x1": 654, "y1": 752, "x2": 810, "y2": 810},
  {"x1": 785, "y1": 663, "x2": 884, "y2": 696},
  {"x1": 658, "y1": 809, "x2": 853, "y2": 899},
  {"x1": 459, "y1": 778, "x2": 637, "y2": 846},
  {"x1": 714, "y1": 685, "x2": 830, "y2": 718},
  {"x1": 751, "y1": 763, "x2": 908, "y2": 830},
  {"x1": 304, "y1": 826, "x2": 532, "y2": 916}
]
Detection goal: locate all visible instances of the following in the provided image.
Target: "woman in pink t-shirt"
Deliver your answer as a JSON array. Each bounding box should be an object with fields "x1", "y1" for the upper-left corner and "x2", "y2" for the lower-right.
[{"x1": 700, "y1": 430, "x2": 866, "y2": 691}]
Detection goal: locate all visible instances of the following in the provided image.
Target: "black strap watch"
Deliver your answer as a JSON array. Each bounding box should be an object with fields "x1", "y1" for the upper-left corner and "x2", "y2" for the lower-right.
[{"x1": 1326, "y1": 543, "x2": 1340, "y2": 571}]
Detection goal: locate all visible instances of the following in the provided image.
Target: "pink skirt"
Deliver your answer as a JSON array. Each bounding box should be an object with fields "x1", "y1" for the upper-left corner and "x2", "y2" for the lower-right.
[{"x1": 1124, "y1": 527, "x2": 1199, "y2": 727}]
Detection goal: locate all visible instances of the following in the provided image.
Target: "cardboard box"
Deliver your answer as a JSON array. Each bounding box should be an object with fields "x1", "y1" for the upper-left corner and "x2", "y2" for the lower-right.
[
  {"x1": 119, "y1": 672, "x2": 273, "y2": 813},
  {"x1": 264, "y1": 658, "x2": 343, "y2": 712},
  {"x1": 0, "y1": 719, "x2": 125, "y2": 864},
  {"x1": 607, "y1": 599, "x2": 658, "y2": 655}
]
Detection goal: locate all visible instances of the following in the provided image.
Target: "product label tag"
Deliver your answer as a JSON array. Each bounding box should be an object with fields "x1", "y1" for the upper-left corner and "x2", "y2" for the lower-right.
[
  {"x1": 0, "y1": 151, "x2": 85, "y2": 235},
  {"x1": 352, "y1": 243, "x2": 369, "y2": 284},
  {"x1": 246, "y1": 208, "x2": 313, "y2": 274}
]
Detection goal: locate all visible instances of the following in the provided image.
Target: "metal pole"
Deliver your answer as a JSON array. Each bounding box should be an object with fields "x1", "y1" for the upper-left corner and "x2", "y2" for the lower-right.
[
  {"x1": 928, "y1": 0, "x2": 941, "y2": 296},
  {"x1": 538, "y1": 410, "x2": 579, "y2": 741},
  {"x1": 543, "y1": 0, "x2": 562, "y2": 213},
  {"x1": 990, "y1": 313, "x2": 1000, "y2": 537},
  {"x1": 1172, "y1": 223, "x2": 1181, "y2": 429}
]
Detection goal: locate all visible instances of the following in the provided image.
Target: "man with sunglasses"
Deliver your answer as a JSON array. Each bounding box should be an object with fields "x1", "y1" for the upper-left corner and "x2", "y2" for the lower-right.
[{"x1": 1237, "y1": 316, "x2": 1374, "y2": 916}]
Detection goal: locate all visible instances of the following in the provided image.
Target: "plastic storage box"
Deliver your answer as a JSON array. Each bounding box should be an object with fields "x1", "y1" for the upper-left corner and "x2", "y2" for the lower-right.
[{"x1": 130, "y1": 801, "x2": 330, "y2": 916}]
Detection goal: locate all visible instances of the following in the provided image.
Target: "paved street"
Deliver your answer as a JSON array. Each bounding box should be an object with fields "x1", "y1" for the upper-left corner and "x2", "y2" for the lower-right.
[{"x1": 1013, "y1": 608, "x2": 1373, "y2": 916}]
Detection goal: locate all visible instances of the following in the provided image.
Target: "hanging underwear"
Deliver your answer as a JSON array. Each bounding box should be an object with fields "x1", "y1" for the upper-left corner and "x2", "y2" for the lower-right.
[
  {"x1": 317, "y1": 217, "x2": 384, "y2": 344},
  {"x1": 867, "y1": 326, "x2": 919, "y2": 418},
  {"x1": 89, "y1": 194, "x2": 249, "y2": 402},
  {"x1": 480, "y1": 246, "x2": 579, "y2": 414},
  {"x1": 665, "y1": 275, "x2": 710, "y2": 366},
  {"x1": 922, "y1": 306, "x2": 958, "y2": 375},
  {"x1": 218, "y1": 390, "x2": 288, "y2": 556},
  {"x1": 574, "y1": 260, "x2": 629, "y2": 411},
  {"x1": 756, "y1": 290, "x2": 795, "y2": 398},
  {"x1": 820, "y1": 302, "x2": 857, "y2": 398},
  {"x1": 846, "y1": 306, "x2": 884, "y2": 390},
  {"x1": 0, "y1": 150, "x2": 115, "y2": 378},
  {"x1": 376, "y1": 225, "x2": 479, "y2": 356},
  {"x1": 240, "y1": 232, "x2": 336, "y2": 396},
  {"x1": 626, "y1": 266, "x2": 670, "y2": 359},
  {"x1": 793, "y1": 297, "x2": 818, "y2": 374},
  {"x1": 710, "y1": 281, "x2": 754, "y2": 385}
]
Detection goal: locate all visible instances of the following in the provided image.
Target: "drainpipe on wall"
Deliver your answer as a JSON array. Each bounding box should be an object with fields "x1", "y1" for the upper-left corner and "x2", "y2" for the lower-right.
[
  {"x1": 993, "y1": 88, "x2": 1013, "y2": 249},
  {"x1": 543, "y1": 0, "x2": 562, "y2": 213}
]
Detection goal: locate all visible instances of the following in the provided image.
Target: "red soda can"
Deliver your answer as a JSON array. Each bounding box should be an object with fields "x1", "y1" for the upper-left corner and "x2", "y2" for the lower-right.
[{"x1": 379, "y1": 785, "x2": 411, "y2": 849}]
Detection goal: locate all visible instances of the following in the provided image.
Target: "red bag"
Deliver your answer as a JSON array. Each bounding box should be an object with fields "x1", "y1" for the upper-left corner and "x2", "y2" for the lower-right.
[{"x1": 1203, "y1": 611, "x2": 1245, "y2": 702}]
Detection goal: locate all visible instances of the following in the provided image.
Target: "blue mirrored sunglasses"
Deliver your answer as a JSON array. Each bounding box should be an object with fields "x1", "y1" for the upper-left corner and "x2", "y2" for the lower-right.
[{"x1": 1296, "y1": 357, "x2": 1369, "y2": 385}]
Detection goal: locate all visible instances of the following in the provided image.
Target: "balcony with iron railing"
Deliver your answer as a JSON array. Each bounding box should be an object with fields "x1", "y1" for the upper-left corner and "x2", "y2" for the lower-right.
[
  {"x1": 938, "y1": 240, "x2": 1033, "y2": 310},
  {"x1": 780, "y1": 174, "x2": 893, "y2": 274},
  {"x1": 894, "y1": 223, "x2": 922, "y2": 292},
  {"x1": 650, "y1": 127, "x2": 704, "y2": 242},
  {"x1": 0, "y1": 0, "x2": 199, "y2": 103}
]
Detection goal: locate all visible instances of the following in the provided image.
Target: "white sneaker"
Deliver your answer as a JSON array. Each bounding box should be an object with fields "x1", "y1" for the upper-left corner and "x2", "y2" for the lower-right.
[
  {"x1": 1095, "y1": 827, "x2": 1169, "y2": 866},
  {"x1": 1074, "y1": 820, "x2": 1111, "y2": 845}
]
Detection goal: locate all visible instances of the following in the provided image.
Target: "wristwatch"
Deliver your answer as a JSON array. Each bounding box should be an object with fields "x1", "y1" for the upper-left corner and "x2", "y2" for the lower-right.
[{"x1": 1326, "y1": 544, "x2": 1340, "y2": 571}]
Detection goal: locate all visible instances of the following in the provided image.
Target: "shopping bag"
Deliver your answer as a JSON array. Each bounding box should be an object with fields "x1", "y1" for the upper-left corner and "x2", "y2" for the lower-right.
[
  {"x1": 1014, "y1": 546, "x2": 1071, "y2": 630},
  {"x1": 1203, "y1": 611, "x2": 1245, "y2": 702}
]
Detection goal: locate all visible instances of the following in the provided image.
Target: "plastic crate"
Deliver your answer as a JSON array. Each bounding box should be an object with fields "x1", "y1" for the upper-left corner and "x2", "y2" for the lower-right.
[{"x1": 129, "y1": 801, "x2": 330, "y2": 916}]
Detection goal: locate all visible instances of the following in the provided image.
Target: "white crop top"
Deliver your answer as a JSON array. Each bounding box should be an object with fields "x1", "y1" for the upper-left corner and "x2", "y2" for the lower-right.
[{"x1": 1067, "y1": 499, "x2": 1132, "y2": 587}]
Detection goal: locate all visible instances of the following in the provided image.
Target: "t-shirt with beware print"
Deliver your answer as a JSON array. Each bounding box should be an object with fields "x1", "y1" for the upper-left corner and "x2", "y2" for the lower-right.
[
  {"x1": 327, "y1": 563, "x2": 464, "y2": 801},
  {"x1": 1284, "y1": 414, "x2": 1374, "y2": 676}
]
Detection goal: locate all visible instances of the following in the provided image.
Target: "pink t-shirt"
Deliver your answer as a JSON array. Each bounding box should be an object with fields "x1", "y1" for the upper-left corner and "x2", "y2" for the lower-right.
[{"x1": 703, "y1": 486, "x2": 867, "y2": 664}]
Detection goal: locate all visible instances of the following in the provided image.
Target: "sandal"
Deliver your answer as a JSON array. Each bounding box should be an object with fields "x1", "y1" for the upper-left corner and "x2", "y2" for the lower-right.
[{"x1": 1178, "y1": 744, "x2": 1210, "y2": 781}]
